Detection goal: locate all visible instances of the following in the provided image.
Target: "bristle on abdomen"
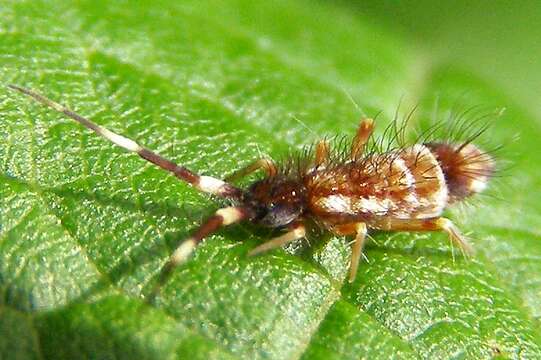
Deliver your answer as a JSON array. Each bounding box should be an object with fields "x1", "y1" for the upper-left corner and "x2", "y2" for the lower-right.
[{"x1": 426, "y1": 142, "x2": 495, "y2": 202}]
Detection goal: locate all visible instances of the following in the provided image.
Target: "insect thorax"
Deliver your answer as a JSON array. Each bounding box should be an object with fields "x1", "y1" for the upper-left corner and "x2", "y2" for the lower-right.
[{"x1": 245, "y1": 177, "x2": 306, "y2": 228}]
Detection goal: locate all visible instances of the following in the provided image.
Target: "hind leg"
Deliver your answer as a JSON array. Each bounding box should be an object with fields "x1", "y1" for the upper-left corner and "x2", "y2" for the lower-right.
[{"x1": 371, "y1": 217, "x2": 474, "y2": 255}]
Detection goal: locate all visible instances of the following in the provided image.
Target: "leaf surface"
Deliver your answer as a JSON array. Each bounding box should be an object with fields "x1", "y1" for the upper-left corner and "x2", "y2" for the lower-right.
[{"x1": 1, "y1": 1, "x2": 540, "y2": 359}]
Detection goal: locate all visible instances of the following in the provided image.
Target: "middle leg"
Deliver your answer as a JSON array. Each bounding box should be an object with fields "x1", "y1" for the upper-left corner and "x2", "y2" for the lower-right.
[
  {"x1": 332, "y1": 222, "x2": 368, "y2": 282},
  {"x1": 350, "y1": 118, "x2": 375, "y2": 160},
  {"x1": 349, "y1": 223, "x2": 368, "y2": 282}
]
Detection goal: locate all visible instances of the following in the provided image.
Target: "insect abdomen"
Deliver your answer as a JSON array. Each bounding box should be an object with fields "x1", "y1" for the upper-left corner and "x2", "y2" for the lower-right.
[
  {"x1": 399, "y1": 144, "x2": 449, "y2": 218},
  {"x1": 309, "y1": 144, "x2": 449, "y2": 221},
  {"x1": 426, "y1": 142, "x2": 495, "y2": 203},
  {"x1": 309, "y1": 140, "x2": 494, "y2": 225}
]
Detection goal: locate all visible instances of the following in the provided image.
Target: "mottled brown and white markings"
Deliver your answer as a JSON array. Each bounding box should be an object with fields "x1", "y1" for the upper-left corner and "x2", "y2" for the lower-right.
[{"x1": 8, "y1": 85, "x2": 496, "y2": 298}]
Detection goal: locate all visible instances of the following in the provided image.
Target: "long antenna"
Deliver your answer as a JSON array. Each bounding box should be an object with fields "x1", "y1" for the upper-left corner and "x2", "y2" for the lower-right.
[{"x1": 7, "y1": 84, "x2": 243, "y2": 200}]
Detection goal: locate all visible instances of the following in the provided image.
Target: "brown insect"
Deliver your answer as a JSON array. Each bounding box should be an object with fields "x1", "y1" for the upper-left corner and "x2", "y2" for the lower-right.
[{"x1": 8, "y1": 85, "x2": 495, "y2": 295}]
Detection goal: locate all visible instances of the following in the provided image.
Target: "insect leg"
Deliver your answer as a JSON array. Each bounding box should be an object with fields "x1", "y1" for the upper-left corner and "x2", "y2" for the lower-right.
[
  {"x1": 348, "y1": 223, "x2": 368, "y2": 282},
  {"x1": 350, "y1": 118, "x2": 374, "y2": 160},
  {"x1": 8, "y1": 85, "x2": 242, "y2": 200},
  {"x1": 150, "y1": 206, "x2": 247, "y2": 299},
  {"x1": 331, "y1": 222, "x2": 369, "y2": 282},
  {"x1": 372, "y1": 217, "x2": 474, "y2": 256},
  {"x1": 224, "y1": 158, "x2": 277, "y2": 182},
  {"x1": 315, "y1": 140, "x2": 330, "y2": 167},
  {"x1": 247, "y1": 223, "x2": 306, "y2": 256}
]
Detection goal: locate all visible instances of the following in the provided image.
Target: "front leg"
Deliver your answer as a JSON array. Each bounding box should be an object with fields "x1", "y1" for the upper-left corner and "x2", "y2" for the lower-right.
[
  {"x1": 224, "y1": 158, "x2": 277, "y2": 182},
  {"x1": 248, "y1": 223, "x2": 306, "y2": 256},
  {"x1": 315, "y1": 139, "x2": 330, "y2": 167}
]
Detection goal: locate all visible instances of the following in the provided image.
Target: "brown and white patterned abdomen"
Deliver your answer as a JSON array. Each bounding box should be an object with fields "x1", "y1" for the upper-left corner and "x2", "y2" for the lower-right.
[
  {"x1": 399, "y1": 144, "x2": 448, "y2": 219},
  {"x1": 309, "y1": 144, "x2": 449, "y2": 222}
]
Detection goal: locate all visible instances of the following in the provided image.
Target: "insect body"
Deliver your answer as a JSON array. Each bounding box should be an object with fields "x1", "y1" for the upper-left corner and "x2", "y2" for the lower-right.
[{"x1": 8, "y1": 85, "x2": 495, "y2": 293}]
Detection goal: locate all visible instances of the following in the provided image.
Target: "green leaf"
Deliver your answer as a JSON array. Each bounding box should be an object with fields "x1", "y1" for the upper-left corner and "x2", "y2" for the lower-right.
[{"x1": 1, "y1": 1, "x2": 541, "y2": 359}]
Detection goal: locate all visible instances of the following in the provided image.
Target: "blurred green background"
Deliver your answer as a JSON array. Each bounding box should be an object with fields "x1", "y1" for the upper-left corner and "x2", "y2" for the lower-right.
[{"x1": 353, "y1": 0, "x2": 541, "y2": 120}]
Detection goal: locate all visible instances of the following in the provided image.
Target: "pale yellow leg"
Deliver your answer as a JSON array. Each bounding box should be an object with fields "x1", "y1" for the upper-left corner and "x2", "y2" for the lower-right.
[
  {"x1": 225, "y1": 158, "x2": 277, "y2": 182},
  {"x1": 350, "y1": 118, "x2": 375, "y2": 160},
  {"x1": 315, "y1": 140, "x2": 330, "y2": 167},
  {"x1": 371, "y1": 217, "x2": 474, "y2": 256},
  {"x1": 248, "y1": 224, "x2": 306, "y2": 256},
  {"x1": 437, "y1": 218, "x2": 475, "y2": 256},
  {"x1": 349, "y1": 223, "x2": 368, "y2": 282}
]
